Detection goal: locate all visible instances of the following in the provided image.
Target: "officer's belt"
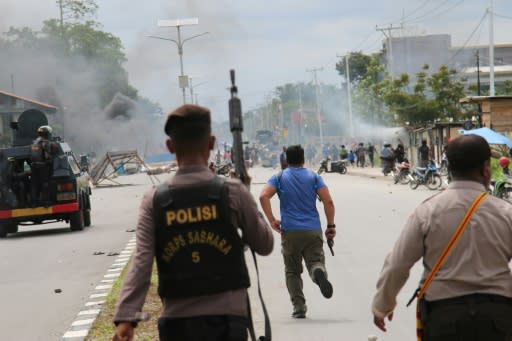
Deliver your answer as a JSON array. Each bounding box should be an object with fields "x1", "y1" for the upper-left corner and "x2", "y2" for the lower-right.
[{"x1": 427, "y1": 293, "x2": 512, "y2": 310}]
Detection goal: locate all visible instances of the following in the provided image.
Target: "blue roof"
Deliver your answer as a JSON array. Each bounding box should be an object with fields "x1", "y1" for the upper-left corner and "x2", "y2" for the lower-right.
[{"x1": 462, "y1": 127, "x2": 512, "y2": 148}]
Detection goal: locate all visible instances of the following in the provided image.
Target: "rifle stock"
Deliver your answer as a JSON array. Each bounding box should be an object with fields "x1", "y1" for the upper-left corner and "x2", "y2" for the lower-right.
[{"x1": 229, "y1": 69, "x2": 248, "y2": 186}]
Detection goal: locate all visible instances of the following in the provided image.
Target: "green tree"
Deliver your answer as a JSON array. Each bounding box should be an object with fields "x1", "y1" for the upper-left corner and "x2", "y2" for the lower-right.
[
  {"x1": 351, "y1": 55, "x2": 391, "y2": 124},
  {"x1": 380, "y1": 65, "x2": 468, "y2": 124},
  {"x1": 336, "y1": 51, "x2": 379, "y2": 83}
]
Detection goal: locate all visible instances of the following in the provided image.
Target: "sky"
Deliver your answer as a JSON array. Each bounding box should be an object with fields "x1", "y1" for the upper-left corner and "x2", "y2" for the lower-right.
[{"x1": 2, "y1": 0, "x2": 512, "y2": 122}]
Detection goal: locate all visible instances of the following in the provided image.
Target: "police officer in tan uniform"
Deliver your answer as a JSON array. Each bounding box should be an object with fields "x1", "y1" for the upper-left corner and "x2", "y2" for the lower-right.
[
  {"x1": 112, "y1": 104, "x2": 273, "y2": 341},
  {"x1": 372, "y1": 135, "x2": 512, "y2": 340}
]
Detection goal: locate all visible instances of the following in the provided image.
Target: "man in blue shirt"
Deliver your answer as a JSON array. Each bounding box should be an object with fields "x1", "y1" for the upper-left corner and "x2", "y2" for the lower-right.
[{"x1": 259, "y1": 145, "x2": 336, "y2": 318}]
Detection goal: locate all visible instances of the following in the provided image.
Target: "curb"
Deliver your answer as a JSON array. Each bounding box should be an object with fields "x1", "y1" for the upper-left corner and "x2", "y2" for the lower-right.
[{"x1": 60, "y1": 234, "x2": 136, "y2": 341}]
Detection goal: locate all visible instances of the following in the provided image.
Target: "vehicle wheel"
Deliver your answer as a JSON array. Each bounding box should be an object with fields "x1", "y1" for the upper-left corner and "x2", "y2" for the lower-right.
[
  {"x1": 427, "y1": 174, "x2": 443, "y2": 190},
  {"x1": 84, "y1": 194, "x2": 91, "y2": 227},
  {"x1": 70, "y1": 210, "x2": 84, "y2": 231},
  {"x1": 0, "y1": 224, "x2": 8, "y2": 238},
  {"x1": 399, "y1": 172, "x2": 411, "y2": 185},
  {"x1": 84, "y1": 210, "x2": 91, "y2": 227},
  {"x1": 498, "y1": 187, "x2": 512, "y2": 201},
  {"x1": 409, "y1": 174, "x2": 419, "y2": 190},
  {"x1": 339, "y1": 166, "x2": 347, "y2": 174},
  {"x1": 7, "y1": 223, "x2": 18, "y2": 234}
]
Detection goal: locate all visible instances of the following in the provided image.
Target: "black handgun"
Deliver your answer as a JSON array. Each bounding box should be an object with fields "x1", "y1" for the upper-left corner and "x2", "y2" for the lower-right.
[{"x1": 327, "y1": 238, "x2": 334, "y2": 256}]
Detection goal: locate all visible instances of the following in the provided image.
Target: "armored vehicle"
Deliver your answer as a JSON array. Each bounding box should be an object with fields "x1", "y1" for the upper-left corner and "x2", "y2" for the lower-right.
[{"x1": 0, "y1": 109, "x2": 92, "y2": 237}]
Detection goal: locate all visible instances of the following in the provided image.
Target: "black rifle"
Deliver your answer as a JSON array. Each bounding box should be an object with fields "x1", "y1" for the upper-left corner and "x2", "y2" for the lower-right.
[
  {"x1": 228, "y1": 70, "x2": 271, "y2": 341},
  {"x1": 229, "y1": 69, "x2": 248, "y2": 186}
]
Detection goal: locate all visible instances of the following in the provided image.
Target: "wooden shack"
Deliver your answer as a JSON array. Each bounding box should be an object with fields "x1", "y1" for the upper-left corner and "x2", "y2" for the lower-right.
[{"x1": 460, "y1": 96, "x2": 512, "y2": 133}]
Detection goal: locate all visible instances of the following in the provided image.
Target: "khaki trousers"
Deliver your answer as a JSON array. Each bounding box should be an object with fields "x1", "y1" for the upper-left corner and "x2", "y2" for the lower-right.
[{"x1": 281, "y1": 230, "x2": 326, "y2": 309}]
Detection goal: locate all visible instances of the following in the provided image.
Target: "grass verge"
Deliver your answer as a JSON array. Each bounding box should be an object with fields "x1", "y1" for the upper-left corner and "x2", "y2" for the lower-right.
[{"x1": 85, "y1": 261, "x2": 162, "y2": 341}]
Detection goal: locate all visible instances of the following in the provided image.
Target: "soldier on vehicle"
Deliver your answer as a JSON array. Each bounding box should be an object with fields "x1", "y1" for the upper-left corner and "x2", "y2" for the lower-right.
[
  {"x1": 372, "y1": 135, "x2": 512, "y2": 340},
  {"x1": 112, "y1": 104, "x2": 273, "y2": 341},
  {"x1": 30, "y1": 125, "x2": 56, "y2": 204}
]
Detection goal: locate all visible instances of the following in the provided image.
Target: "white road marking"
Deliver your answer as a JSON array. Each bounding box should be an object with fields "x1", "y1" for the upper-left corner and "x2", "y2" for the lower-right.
[
  {"x1": 71, "y1": 318, "x2": 95, "y2": 327},
  {"x1": 77, "y1": 309, "x2": 100, "y2": 316},
  {"x1": 85, "y1": 300, "x2": 105, "y2": 307},
  {"x1": 95, "y1": 284, "x2": 113, "y2": 290},
  {"x1": 62, "y1": 330, "x2": 88, "y2": 338}
]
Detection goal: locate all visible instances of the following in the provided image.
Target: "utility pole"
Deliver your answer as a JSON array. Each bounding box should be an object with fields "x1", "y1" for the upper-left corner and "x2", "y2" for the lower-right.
[
  {"x1": 476, "y1": 51, "x2": 481, "y2": 96},
  {"x1": 489, "y1": 0, "x2": 495, "y2": 96},
  {"x1": 376, "y1": 24, "x2": 402, "y2": 78},
  {"x1": 306, "y1": 67, "x2": 324, "y2": 147},
  {"x1": 298, "y1": 85, "x2": 303, "y2": 144},
  {"x1": 338, "y1": 53, "x2": 354, "y2": 136}
]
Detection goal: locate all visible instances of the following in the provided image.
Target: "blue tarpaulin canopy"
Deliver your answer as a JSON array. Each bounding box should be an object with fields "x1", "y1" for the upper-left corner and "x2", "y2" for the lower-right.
[{"x1": 462, "y1": 127, "x2": 512, "y2": 148}]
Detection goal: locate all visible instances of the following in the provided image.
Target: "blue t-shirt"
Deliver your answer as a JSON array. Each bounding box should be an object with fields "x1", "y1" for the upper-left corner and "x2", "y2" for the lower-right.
[{"x1": 267, "y1": 167, "x2": 326, "y2": 232}]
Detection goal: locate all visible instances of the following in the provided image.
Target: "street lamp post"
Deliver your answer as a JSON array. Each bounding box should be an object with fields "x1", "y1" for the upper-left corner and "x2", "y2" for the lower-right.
[
  {"x1": 149, "y1": 18, "x2": 208, "y2": 104},
  {"x1": 189, "y1": 78, "x2": 207, "y2": 104}
]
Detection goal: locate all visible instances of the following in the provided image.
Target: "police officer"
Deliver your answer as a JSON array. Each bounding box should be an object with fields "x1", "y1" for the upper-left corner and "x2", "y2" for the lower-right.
[
  {"x1": 372, "y1": 135, "x2": 512, "y2": 340},
  {"x1": 30, "y1": 125, "x2": 55, "y2": 204},
  {"x1": 112, "y1": 104, "x2": 273, "y2": 341}
]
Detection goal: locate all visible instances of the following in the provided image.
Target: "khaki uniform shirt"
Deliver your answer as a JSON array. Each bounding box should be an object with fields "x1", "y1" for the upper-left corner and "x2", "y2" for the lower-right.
[
  {"x1": 372, "y1": 180, "x2": 512, "y2": 318},
  {"x1": 113, "y1": 165, "x2": 273, "y2": 323}
]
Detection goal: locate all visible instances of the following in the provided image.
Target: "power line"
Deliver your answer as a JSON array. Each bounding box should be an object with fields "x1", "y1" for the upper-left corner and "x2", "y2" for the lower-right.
[
  {"x1": 404, "y1": 0, "x2": 464, "y2": 24},
  {"x1": 446, "y1": 10, "x2": 488, "y2": 65},
  {"x1": 494, "y1": 13, "x2": 512, "y2": 21},
  {"x1": 401, "y1": 0, "x2": 431, "y2": 21}
]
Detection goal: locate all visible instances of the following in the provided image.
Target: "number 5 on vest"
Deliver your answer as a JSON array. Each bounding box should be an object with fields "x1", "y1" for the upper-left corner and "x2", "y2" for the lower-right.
[{"x1": 192, "y1": 251, "x2": 201, "y2": 263}]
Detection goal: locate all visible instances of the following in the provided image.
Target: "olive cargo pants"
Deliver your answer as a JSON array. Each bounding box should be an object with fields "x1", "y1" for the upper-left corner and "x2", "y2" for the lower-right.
[{"x1": 281, "y1": 230, "x2": 326, "y2": 310}]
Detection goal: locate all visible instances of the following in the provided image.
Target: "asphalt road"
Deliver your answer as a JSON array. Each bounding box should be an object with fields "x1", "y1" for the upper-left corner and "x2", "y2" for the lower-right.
[
  {"x1": 0, "y1": 166, "x2": 436, "y2": 341},
  {"x1": 247, "y1": 166, "x2": 435, "y2": 341},
  {"x1": 0, "y1": 173, "x2": 165, "y2": 341}
]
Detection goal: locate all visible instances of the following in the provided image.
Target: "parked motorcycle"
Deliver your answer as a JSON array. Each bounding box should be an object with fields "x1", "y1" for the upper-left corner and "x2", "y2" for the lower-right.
[
  {"x1": 410, "y1": 160, "x2": 443, "y2": 190},
  {"x1": 317, "y1": 158, "x2": 347, "y2": 175},
  {"x1": 490, "y1": 177, "x2": 512, "y2": 200},
  {"x1": 392, "y1": 159, "x2": 412, "y2": 184},
  {"x1": 216, "y1": 162, "x2": 232, "y2": 177}
]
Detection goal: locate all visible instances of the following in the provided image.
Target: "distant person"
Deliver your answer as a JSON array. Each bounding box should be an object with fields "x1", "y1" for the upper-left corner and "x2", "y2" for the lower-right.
[
  {"x1": 306, "y1": 144, "x2": 316, "y2": 166},
  {"x1": 339, "y1": 145, "x2": 348, "y2": 160},
  {"x1": 372, "y1": 135, "x2": 512, "y2": 341},
  {"x1": 395, "y1": 143, "x2": 405, "y2": 164},
  {"x1": 418, "y1": 140, "x2": 429, "y2": 168},
  {"x1": 379, "y1": 143, "x2": 395, "y2": 175},
  {"x1": 348, "y1": 150, "x2": 356, "y2": 167},
  {"x1": 331, "y1": 144, "x2": 339, "y2": 161},
  {"x1": 367, "y1": 143, "x2": 375, "y2": 167},
  {"x1": 357, "y1": 143, "x2": 366, "y2": 167},
  {"x1": 280, "y1": 146, "x2": 288, "y2": 170},
  {"x1": 260, "y1": 145, "x2": 335, "y2": 319}
]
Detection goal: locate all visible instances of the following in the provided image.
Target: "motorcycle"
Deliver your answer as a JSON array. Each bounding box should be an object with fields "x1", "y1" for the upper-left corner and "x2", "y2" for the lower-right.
[
  {"x1": 216, "y1": 162, "x2": 232, "y2": 177},
  {"x1": 410, "y1": 160, "x2": 443, "y2": 190},
  {"x1": 392, "y1": 159, "x2": 412, "y2": 184},
  {"x1": 490, "y1": 177, "x2": 512, "y2": 200},
  {"x1": 317, "y1": 157, "x2": 347, "y2": 175}
]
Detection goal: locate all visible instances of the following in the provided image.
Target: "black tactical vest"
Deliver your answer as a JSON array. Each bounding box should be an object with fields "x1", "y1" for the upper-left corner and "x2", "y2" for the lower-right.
[{"x1": 153, "y1": 176, "x2": 250, "y2": 299}]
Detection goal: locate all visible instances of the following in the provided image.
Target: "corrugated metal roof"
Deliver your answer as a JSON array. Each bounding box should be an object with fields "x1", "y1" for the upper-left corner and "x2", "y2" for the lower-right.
[{"x1": 0, "y1": 90, "x2": 58, "y2": 110}]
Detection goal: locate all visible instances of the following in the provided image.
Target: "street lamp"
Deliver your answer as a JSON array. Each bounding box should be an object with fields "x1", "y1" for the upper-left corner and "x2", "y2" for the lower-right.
[
  {"x1": 148, "y1": 18, "x2": 209, "y2": 104},
  {"x1": 189, "y1": 77, "x2": 207, "y2": 104}
]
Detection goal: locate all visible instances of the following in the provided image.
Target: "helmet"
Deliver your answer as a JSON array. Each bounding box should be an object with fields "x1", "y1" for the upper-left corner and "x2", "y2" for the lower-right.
[
  {"x1": 37, "y1": 125, "x2": 52, "y2": 138},
  {"x1": 499, "y1": 156, "x2": 510, "y2": 168}
]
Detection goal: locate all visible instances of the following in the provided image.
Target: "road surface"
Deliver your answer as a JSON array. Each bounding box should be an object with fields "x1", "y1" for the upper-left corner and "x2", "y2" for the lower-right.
[{"x1": 0, "y1": 166, "x2": 435, "y2": 341}]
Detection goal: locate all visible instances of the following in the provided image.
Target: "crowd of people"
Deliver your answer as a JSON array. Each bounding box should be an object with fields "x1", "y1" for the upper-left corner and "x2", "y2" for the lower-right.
[{"x1": 111, "y1": 104, "x2": 512, "y2": 341}]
